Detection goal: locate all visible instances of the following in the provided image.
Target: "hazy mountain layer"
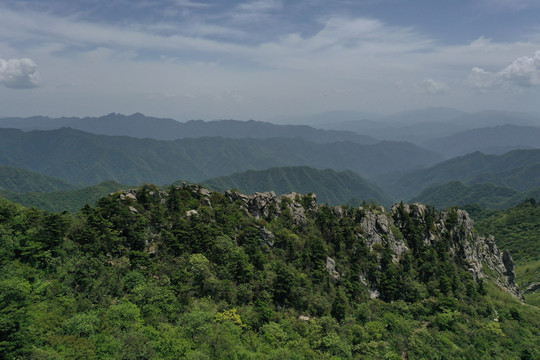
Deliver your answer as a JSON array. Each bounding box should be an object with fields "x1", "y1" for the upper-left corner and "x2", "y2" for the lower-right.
[
  {"x1": 410, "y1": 181, "x2": 521, "y2": 209},
  {"x1": 0, "y1": 113, "x2": 378, "y2": 144},
  {"x1": 317, "y1": 108, "x2": 540, "y2": 143},
  {"x1": 0, "y1": 128, "x2": 441, "y2": 186},
  {"x1": 201, "y1": 166, "x2": 393, "y2": 206},
  {"x1": 420, "y1": 124, "x2": 540, "y2": 159},
  {"x1": 376, "y1": 149, "x2": 540, "y2": 200},
  {"x1": 469, "y1": 163, "x2": 540, "y2": 192}
]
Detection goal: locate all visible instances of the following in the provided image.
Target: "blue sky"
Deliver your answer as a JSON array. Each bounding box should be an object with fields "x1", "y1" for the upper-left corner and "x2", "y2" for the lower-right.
[{"x1": 1, "y1": 0, "x2": 540, "y2": 120}]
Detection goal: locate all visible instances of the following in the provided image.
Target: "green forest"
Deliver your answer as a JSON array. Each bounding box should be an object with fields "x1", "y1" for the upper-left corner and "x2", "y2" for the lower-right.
[{"x1": 1, "y1": 185, "x2": 539, "y2": 359}]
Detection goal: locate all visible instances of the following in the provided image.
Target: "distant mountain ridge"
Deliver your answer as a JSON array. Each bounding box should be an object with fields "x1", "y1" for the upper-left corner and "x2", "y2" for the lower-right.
[
  {"x1": 316, "y1": 108, "x2": 540, "y2": 143},
  {"x1": 376, "y1": 149, "x2": 540, "y2": 200},
  {"x1": 410, "y1": 181, "x2": 529, "y2": 209},
  {"x1": 420, "y1": 124, "x2": 540, "y2": 159},
  {"x1": 0, "y1": 112, "x2": 378, "y2": 144},
  {"x1": 201, "y1": 166, "x2": 393, "y2": 206},
  {"x1": 0, "y1": 127, "x2": 441, "y2": 186}
]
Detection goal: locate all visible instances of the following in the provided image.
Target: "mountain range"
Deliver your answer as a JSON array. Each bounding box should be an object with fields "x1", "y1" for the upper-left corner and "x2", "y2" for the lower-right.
[
  {"x1": 377, "y1": 149, "x2": 540, "y2": 201},
  {"x1": 409, "y1": 181, "x2": 540, "y2": 209},
  {"x1": 2, "y1": 109, "x2": 540, "y2": 212},
  {"x1": 314, "y1": 108, "x2": 540, "y2": 143},
  {"x1": 0, "y1": 127, "x2": 441, "y2": 186},
  {"x1": 201, "y1": 166, "x2": 393, "y2": 207},
  {"x1": 420, "y1": 124, "x2": 540, "y2": 159},
  {"x1": 0, "y1": 112, "x2": 377, "y2": 144}
]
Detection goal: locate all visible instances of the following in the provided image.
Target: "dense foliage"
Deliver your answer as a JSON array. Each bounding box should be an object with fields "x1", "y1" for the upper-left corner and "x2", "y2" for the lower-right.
[
  {"x1": 0, "y1": 181, "x2": 127, "y2": 213},
  {"x1": 475, "y1": 199, "x2": 540, "y2": 306},
  {"x1": 202, "y1": 166, "x2": 392, "y2": 207},
  {"x1": 1, "y1": 186, "x2": 539, "y2": 359}
]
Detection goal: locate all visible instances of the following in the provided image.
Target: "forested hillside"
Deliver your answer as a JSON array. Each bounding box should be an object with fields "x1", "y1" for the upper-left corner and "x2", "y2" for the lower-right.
[
  {"x1": 1, "y1": 185, "x2": 538, "y2": 359},
  {"x1": 378, "y1": 150, "x2": 540, "y2": 200},
  {"x1": 410, "y1": 181, "x2": 528, "y2": 209},
  {"x1": 0, "y1": 128, "x2": 441, "y2": 185},
  {"x1": 0, "y1": 180, "x2": 126, "y2": 213},
  {"x1": 202, "y1": 166, "x2": 393, "y2": 207},
  {"x1": 0, "y1": 166, "x2": 76, "y2": 193}
]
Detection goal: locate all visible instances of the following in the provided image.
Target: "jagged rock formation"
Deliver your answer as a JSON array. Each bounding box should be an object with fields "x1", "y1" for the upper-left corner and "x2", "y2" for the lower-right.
[
  {"x1": 225, "y1": 189, "x2": 316, "y2": 226},
  {"x1": 115, "y1": 184, "x2": 522, "y2": 300},
  {"x1": 391, "y1": 203, "x2": 522, "y2": 299}
]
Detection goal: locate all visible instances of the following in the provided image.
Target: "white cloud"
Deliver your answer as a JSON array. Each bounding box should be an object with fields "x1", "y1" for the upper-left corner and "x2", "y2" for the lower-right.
[
  {"x1": 469, "y1": 50, "x2": 540, "y2": 90},
  {"x1": 0, "y1": 58, "x2": 40, "y2": 89},
  {"x1": 422, "y1": 78, "x2": 448, "y2": 94}
]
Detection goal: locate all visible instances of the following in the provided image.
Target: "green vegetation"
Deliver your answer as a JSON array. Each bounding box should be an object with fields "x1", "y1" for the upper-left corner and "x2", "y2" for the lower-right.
[
  {"x1": 475, "y1": 199, "x2": 540, "y2": 306},
  {"x1": 378, "y1": 149, "x2": 540, "y2": 200},
  {"x1": 0, "y1": 180, "x2": 127, "y2": 213},
  {"x1": 0, "y1": 127, "x2": 441, "y2": 185},
  {"x1": 0, "y1": 166, "x2": 76, "y2": 193},
  {"x1": 202, "y1": 166, "x2": 393, "y2": 207},
  {"x1": 410, "y1": 180, "x2": 540, "y2": 209},
  {"x1": 1, "y1": 186, "x2": 538, "y2": 359}
]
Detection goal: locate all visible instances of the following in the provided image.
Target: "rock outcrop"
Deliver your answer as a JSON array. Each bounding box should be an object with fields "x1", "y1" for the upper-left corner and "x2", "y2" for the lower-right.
[
  {"x1": 391, "y1": 203, "x2": 522, "y2": 299},
  {"x1": 225, "y1": 190, "x2": 316, "y2": 226},
  {"x1": 113, "y1": 184, "x2": 522, "y2": 300}
]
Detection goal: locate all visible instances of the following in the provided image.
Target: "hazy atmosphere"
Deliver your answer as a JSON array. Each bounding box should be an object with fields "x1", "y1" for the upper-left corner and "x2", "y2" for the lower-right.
[{"x1": 2, "y1": 0, "x2": 540, "y2": 120}]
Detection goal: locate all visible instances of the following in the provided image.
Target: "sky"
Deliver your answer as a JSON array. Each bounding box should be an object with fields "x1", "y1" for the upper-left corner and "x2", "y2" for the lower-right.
[{"x1": 1, "y1": 0, "x2": 540, "y2": 121}]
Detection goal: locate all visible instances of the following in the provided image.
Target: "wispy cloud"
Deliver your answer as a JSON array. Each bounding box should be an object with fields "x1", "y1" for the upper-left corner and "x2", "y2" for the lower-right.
[
  {"x1": 237, "y1": 0, "x2": 283, "y2": 12},
  {"x1": 423, "y1": 78, "x2": 448, "y2": 95},
  {"x1": 1, "y1": 1, "x2": 540, "y2": 117},
  {"x1": 171, "y1": 0, "x2": 211, "y2": 8}
]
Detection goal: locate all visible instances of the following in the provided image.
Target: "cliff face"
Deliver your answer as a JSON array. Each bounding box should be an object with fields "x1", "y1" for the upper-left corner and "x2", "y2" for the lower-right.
[
  {"x1": 391, "y1": 203, "x2": 521, "y2": 299},
  {"x1": 118, "y1": 184, "x2": 522, "y2": 300}
]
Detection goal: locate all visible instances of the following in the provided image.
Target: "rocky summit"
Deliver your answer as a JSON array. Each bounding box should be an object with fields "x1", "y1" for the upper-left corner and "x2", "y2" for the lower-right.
[{"x1": 119, "y1": 183, "x2": 522, "y2": 300}]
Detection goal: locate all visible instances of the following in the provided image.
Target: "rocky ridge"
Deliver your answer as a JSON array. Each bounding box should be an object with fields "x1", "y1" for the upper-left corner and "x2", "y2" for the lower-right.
[{"x1": 116, "y1": 183, "x2": 522, "y2": 300}]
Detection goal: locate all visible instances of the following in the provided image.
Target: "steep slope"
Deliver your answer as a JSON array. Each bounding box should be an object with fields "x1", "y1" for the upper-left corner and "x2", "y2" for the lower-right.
[
  {"x1": 377, "y1": 149, "x2": 540, "y2": 200},
  {"x1": 469, "y1": 163, "x2": 540, "y2": 191},
  {"x1": 201, "y1": 166, "x2": 393, "y2": 206},
  {"x1": 0, "y1": 180, "x2": 127, "y2": 213},
  {"x1": 420, "y1": 124, "x2": 540, "y2": 159},
  {"x1": 410, "y1": 181, "x2": 520, "y2": 209},
  {"x1": 0, "y1": 166, "x2": 76, "y2": 192},
  {"x1": 0, "y1": 128, "x2": 441, "y2": 185},
  {"x1": 0, "y1": 113, "x2": 378, "y2": 144},
  {"x1": 476, "y1": 199, "x2": 540, "y2": 306}
]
